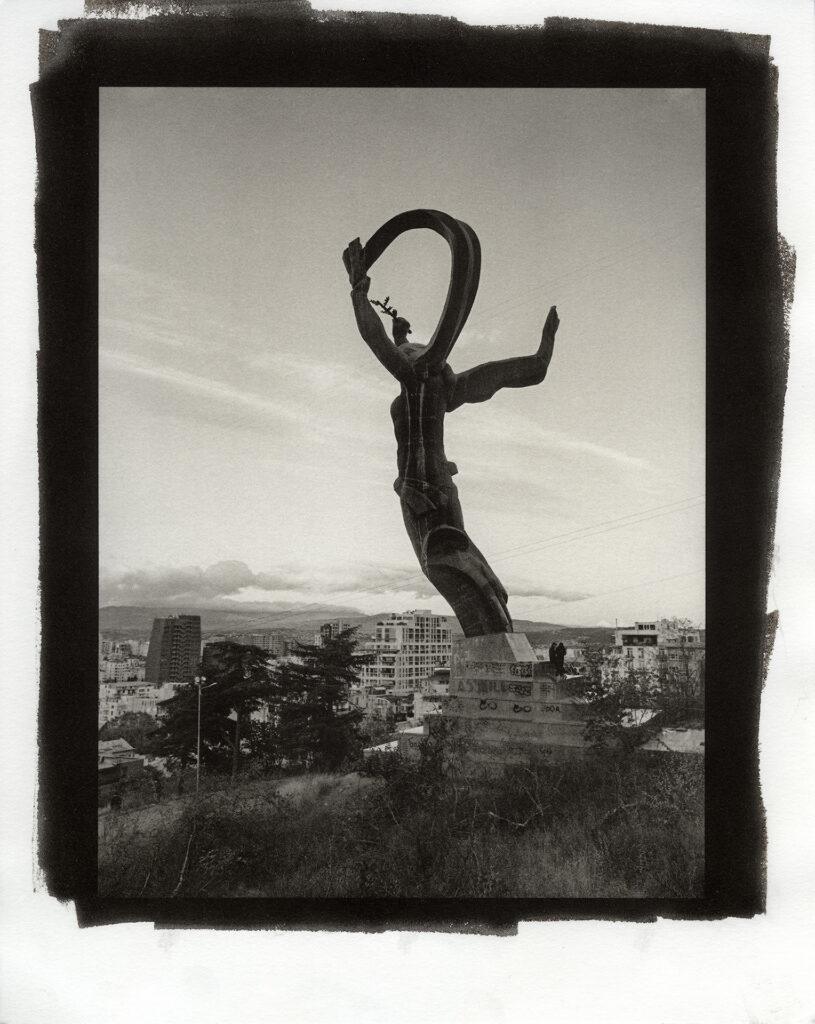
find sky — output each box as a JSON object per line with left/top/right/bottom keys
{"left": 99, "top": 87, "right": 705, "bottom": 626}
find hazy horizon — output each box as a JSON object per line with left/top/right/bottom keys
{"left": 100, "top": 88, "right": 705, "bottom": 628}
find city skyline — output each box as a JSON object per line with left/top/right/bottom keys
{"left": 100, "top": 87, "right": 705, "bottom": 627}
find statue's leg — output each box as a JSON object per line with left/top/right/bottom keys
{"left": 399, "top": 486, "right": 512, "bottom": 637}
{"left": 421, "top": 527, "right": 512, "bottom": 637}
{"left": 423, "top": 540, "right": 511, "bottom": 634}
{"left": 437, "top": 482, "right": 510, "bottom": 608}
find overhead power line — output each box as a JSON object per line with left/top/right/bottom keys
{"left": 104, "top": 501, "right": 704, "bottom": 631}
{"left": 527, "top": 569, "right": 704, "bottom": 615}
{"left": 473, "top": 215, "right": 699, "bottom": 327}
{"left": 231, "top": 494, "right": 703, "bottom": 608}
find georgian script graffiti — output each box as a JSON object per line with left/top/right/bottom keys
{"left": 508, "top": 683, "right": 532, "bottom": 697}
{"left": 463, "top": 661, "right": 537, "bottom": 678}
{"left": 479, "top": 699, "right": 498, "bottom": 711}
{"left": 453, "top": 677, "right": 535, "bottom": 695}
{"left": 512, "top": 704, "right": 532, "bottom": 714}
{"left": 509, "top": 663, "right": 536, "bottom": 677}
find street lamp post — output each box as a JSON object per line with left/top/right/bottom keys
{"left": 195, "top": 675, "right": 217, "bottom": 796}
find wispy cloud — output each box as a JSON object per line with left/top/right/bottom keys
{"left": 457, "top": 324, "right": 506, "bottom": 349}
{"left": 246, "top": 346, "right": 396, "bottom": 407}
{"left": 101, "top": 349, "right": 310, "bottom": 426}
{"left": 99, "top": 559, "right": 439, "bottom": 607}
{"left": 457, "top": 414, "right": 656, "bottom": 474}
{"left": 100, "top": 561, "right": 304, "bottom": 606}
{"left": 100, "top": 314, "right": 191, "bottom": 350}
{"left": 100, "top": 558, "right": 592, "bottom": 610}
{"left": 505, "top": 582, "right": 593, "bottom": 602}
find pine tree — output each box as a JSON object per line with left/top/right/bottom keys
{"left": 272, "top": 628, "right": 370, "bottom": 771}
{"left": 155, "top": 641, "right": 273, "bottom": 777}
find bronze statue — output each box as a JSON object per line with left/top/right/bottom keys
{"left": 343, "top": 210, "right": 558, "bottom": 637}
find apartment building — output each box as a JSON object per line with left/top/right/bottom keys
{"left": 358, "top": 610, "right": 452, "bottom": 699}
{"left": 145, "top": 615, "right": 202, "bottom": 685}
{"left": 99, "top": 657, "right": 146, "bottom": 683}
{"left": 244, "top": 630, "right": 288, "bottom": 657}
{"left": 612, "top": 619, "right": 705, "bottom": 678}
{"left": 98, "top": 680, "right": 181, "bottom": 725}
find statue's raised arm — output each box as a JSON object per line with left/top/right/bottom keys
{"left": 448, "top": 306, "right": 559, "bottom": 410}
{"left": 343, "top": 238, "right": 412, "bottom": 382}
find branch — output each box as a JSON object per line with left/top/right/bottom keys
{"left": 485, "top": 809, "right": 542, "bottom": 831}
{"left": 384, "top": 797, "right": 400, "bottom": 827}
{"left": 172, "top": 823, "right": 196, "bottom": 897}
{"left": 597, "top": 801, "right": 642, "bottom": 831}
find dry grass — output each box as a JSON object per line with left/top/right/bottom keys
{"left": 98, "top": 753, "right": 703, "bottom": 898}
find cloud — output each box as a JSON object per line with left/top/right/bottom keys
{"left": 322, "top": 567, "right": 415, "bottom": 595}
{"left": 456, "top": 413, "right": 656, "bottom": 474}
{"left": 99, "top": 559, "right": 438, "bottom": 607}
{"left": 100, "top": 314, "right": 191, "bottom": 350}
{"left": 457, "top": 324, "right": 506, "bottom": 348}
{"left": 100, "top": 557, "right": 593, "bottom": 611}
{"left": 100, "top": 561, "right": 309, "bottom": 606}
{"left": 504, "top": 582, "right": 593, "bottom": 602}
{"left": 101, "top": 349, "right": 307, "bottom": 426}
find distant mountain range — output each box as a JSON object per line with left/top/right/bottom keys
{"left": 98, "top": 604, "right": 615, "bottom": 646}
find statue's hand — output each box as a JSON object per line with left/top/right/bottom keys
{"left": 543, "top": 305, "right": 559, "bottom": 339}
{"left": 343, "top": 237, "right": 369, "bottom": 290}
{"left": 538, "top": 305, "right": 559, "bottom": 363}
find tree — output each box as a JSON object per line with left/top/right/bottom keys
{"left": 653, "top": 653, "right": 704, "bottom": 726}
{"left": 98, "top": 711, "right": 161, "bottom": 754}
{"left": 271, "top": 628, "right": 370, "bottom": 771}
{"left": 572, "top": 638, "right": 703, "bottom": 751}
{"left": 569, "top": 645, "right": 656, "bottom": 751}
{"left": 154, "top": 642, "right": 274, "bottom": 778}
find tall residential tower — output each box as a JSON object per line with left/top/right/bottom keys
{"left": 144, "top": 614, "right": 202, "bottom": 685}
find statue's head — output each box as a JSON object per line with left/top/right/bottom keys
{"left": 392, "top": 317, "right": 413, "bottom": 345}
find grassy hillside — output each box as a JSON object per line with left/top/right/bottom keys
{"left": 99, "top": 749, "right": 703, "bottom": 898}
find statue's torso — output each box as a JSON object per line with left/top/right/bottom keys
{"left": 391, "top": 368, "right": 455, "bottom": 493}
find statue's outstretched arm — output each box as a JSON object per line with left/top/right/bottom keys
{"left": 449, "top": 306, "right": 559, "bottom": 410}
{"left": 344, "top": 239, "right": 411, "bottom": 382}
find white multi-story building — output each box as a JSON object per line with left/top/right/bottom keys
{"left": 98, "top": 682, "right": 122, "bottom": 726}
{"left": 358, "top": 610, "right": 452, "bottom": 703}
{"left": 310, "top": 620, "right": 354, "bottom": 646}
{"left": 98, "top": 680, "right": 182, "bottom": 726}
{"left": 99, "top": 657, "right": 146, "bottom": 683}
{"left": 244, "top": 630, "right": 288, "bottom": 657}
{"left": 612, "top": 619, "right": 705, "bottom": 679}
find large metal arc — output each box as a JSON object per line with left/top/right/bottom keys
{"left": 361, "top": 209, "right": 480, "bottom": 366}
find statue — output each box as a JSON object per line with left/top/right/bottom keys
{"left": 343, "top": 210, "right": 558, "bottom": 638}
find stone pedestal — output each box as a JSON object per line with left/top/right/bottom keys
{"left": 440, "top": 632, "right": 590, "bottom": 765}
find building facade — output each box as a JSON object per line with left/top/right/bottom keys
{"left": 98, "top": 681, "right": 181, "bottom": 726}
{"left": 356, "top": 611, "right": 453, "bottom": 716}
{"left": 314, "top": 619, "right": 353, "bottom": 646}
{"left": 612, "top": 619, "right": 705, "bottom": 679}
{"left": 243, "top": 630, "right": 288, "bottom": 657}
{"left": 99, "top": 657, "right": 146, "bottom": 683}
{"left": 144, "top": 614, "right": 202, "bottom": 685}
